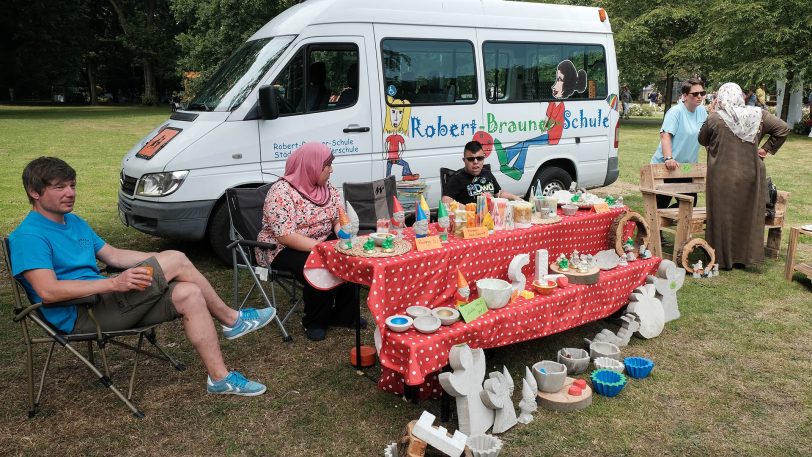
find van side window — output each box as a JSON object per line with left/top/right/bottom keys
{"left": 271, "top": 44, "right": 359, "bottom": 115}
{"left": 382, "top": 39, "right": 477, "bottom": 106}
{"left": 484, "top": 42, "right": 607, "bottom": 103}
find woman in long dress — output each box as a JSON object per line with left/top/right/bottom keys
{"left": 698, "top": 83, "right": 789, "bottom": 269}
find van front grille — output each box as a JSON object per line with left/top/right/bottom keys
{"left": 120, "top": 173, "right": 137, "bottom": 196}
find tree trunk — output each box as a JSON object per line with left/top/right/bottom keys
{"left": 143, "top": 59, "right": 157, "bottom": 105}
{"left": 87, "top": 64, "right": 98, "bottom": 106}
{"left": 779, "top": 69, "right": 793, "bottom": 122}
{"left": 663, "top": 71, "right": 673, "bottom": 117}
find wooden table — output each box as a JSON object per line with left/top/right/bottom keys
{"left": 784, "top": 225, "right": 812, "bottom": 282}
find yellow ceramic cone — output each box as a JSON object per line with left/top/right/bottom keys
{"left": 419, "top": 194, "right": 430, "bottom": 213}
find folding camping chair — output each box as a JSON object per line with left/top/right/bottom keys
{"left": 342, "top": 175, "right": 397, "bottom": 232}
{"left": 225, "top": 184, "right": 302, "bottom": 342}
{"left": 1, "top": 237, "right": 185, "bottom": 419}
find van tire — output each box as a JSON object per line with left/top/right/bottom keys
{"left": 530, "top": 166, "right": 573, "bottom": 197}
{"left": 208, "top": 201, "right": 232, "bottom": 266}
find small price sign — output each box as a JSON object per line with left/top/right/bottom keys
{"left": 592, "top": 202, "right": 610, "bottom": 213}
{"left": 463, "top": 226, "right": 489, "bottom": 239}
{"left": 458, "top": 297, "right": 488, "bottom": 323}
{"left": 415, "top": 235, "right": 443, "bottom": 251}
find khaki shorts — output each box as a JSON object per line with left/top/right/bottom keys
{"left": 73, "top": 257, "right": 180, "bottom": 333}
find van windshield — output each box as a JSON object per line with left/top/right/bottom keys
{"left": 186, "top": 36, "right": 295, "bottom": 112}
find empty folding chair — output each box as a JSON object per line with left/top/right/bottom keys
{"left": 342, "top": 175, "right": 397, "bottom": 232}
{"left": 1, "top": 237, "right": 184, "bottom": 419}
{"left": 225, "top": 184, "right": 302, "bottom": 342}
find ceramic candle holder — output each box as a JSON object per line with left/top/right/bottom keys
{"left": 476, "top": 278, "right": 512, "bottom": 309}
{"left": 406, "top": 305, "right": 431, "bottom": 319}
{"left": 532, "top": 360, "right": 567, "bottom": 393}
{"left": 413, "top": 315, "right": 441, "bottom": 334}
{"left": 557, "top": 347, "right": 590, "bottom": 375}
{"left": 431, "top": 307, "right": 460, "bottom": 325}
{"left": 590, "top": 341, "right": 621, "bottom": 361}
{"left": 385, "top": 315, "right": 413, "bottom": 332}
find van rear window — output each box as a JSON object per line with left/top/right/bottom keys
{"left": 483, "top": 42, "right": 607, "bottom": 103}
{"left": 382, "top": 39, "right": 477, "bottom": 106}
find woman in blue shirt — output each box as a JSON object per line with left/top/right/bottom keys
{"left": 650, "top": 77, "right": 708, "bottom": 208}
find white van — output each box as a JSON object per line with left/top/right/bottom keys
{"left": 118, "top": 0, "right": 620, "bottom": 262}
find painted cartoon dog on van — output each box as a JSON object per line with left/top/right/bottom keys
{"left": 494, "top": 59, "right": 588, "bottom": 180}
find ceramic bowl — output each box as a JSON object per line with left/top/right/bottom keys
{"left": 413, "top": 315, "right": 442, "bottom": 334}
{"left": 561, "top": 204, "right": 578, "bottom": 216}
{"left": 594, "top": 356, "right": 624, "bottom": 373}
{"left": 431, "top": 306, "right": 460, "bottom": 326}
{"left": 531, "top": 279, "right": 557, "bottom": 295}
{"left": 532, "top": 360, "right": 567, "bottom": 393}
{"left": 385, "top": 315, "right": 413, "bottom": 332}
{"left": 405, "top": 305, "right": 431, "bottom": 319}
{"left": 557, "top": 347, "right": 590, "bottom": 375}
{"left": 590, "top": 369, "right": 627, "bottom": 397}
{"left": 589, "top": 341, "right": 621, "bottom": 361}
{"left": 624, "top": 356, "right": 655, "bottom": 379}
{"left": 476, "top": 278, "right": 513, "bottom": 309}
{"left": 369, "top": 232, "right": 395, "bottom": 246}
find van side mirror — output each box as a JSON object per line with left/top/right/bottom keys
{"left": 258, "top": 85, "right": 279, "bottom": 120}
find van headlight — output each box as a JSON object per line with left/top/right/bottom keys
{"left": 136, "top": 170, "right": 189, "bottom": 197}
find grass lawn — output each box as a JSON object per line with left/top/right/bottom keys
{"left": 0, "top": 105, "right": 810, "bottom": 456}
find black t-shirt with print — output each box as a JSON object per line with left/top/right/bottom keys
{"left": 443, "top": 168, "right": 502, "bottom": 205}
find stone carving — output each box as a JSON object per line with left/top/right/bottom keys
{"left": 480, "top": 369, "right": 517, "bottom": 434}
{"left": 508, "top": 254, "right": 530, "bottom": 294}
{"left": 517, "top": 379, "right": 537, "bottom": 424}
{"left": 627, "top": 284, "right": 665, "bottom": 339}
{"left": 438, "top": 344, "right": 494, "bottom": 436}
{"left": 584, "top": 313, "right": 640, "bottom": 347}
{"left": 646, "top": 259, "right": 685, "bottom": 322}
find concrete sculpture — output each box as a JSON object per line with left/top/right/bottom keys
{"left": 480, "top": 370, "right": 518, "bottom": 434}
{"left": 438, "top": 344, "right": 494, "bottom": 436}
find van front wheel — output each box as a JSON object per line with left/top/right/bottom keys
{"left": 530, "top": 166, "right": 573, "bottom": 197}
{"left": 208, "top": 201, "right": 232, "bottom": 265}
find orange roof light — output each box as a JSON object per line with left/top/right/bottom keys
{"left": 598, "top": 8, "right": 607, "bottom": 22}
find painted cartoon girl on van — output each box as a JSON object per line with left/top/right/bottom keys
{"left": 496, "top": 59, "right": 587, "bottom": 180}
{"left": 383, "top": 95, "right": 420, "bottom": 181}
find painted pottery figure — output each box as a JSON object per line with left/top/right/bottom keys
{"left": 362, "top": 237, "right": 375, "bottom": 253}
{"left": 345, "top": 201, "right": 360, "bottom": 245}
{"left": 438, "top": 344, "right": 494, "bottom": 436}
{"left": 437, "top": 200, "right": 450, "bottom": 242}
{"left": 455, "top": 270, "right": 470, "bottom": 306}
{"left": 414, "top": 204, "right": 429, "bottom": 238}
{"left": 381, "top": 237, "right": 394, "bottom": 253}
{"left": 391, "top": 196, "right": 406, "bottom": 240}
{"left": 556, "top": 254, "right": 569, "bottom": 271}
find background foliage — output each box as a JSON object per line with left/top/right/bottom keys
{"left": 2, "top": 0, "right": 811, "bottom": 111}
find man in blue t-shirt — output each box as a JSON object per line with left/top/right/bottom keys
{"left": 9, "top": 157, "right": 274, "bottom": 396}
{"left": 650, "top": 78, "right": 709, "bottom": 208}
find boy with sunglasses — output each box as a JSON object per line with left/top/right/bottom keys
{"left": 442, "top": 140, "right": 521, "bottom": 205}
{"left": 650, "top": 77, "right": 708, "bottom": 208}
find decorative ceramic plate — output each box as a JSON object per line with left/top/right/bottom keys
{"left": 334, "top": 236, "right": 411, "bottom": 257}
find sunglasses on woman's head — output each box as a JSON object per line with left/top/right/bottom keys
{"left": 688, "top": 91, "right": 706, "bottom": 97}
{"left": 465, "top": 156, "right": 486, "bottom": 162}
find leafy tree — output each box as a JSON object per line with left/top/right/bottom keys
{"left": 0, "top": 0, "right": 94, "bottom": 101}
{"left": 171, "top": 0, "right": 297, "bottom": 97}
{"left": 670, "top": 0, "right": 812, "bottom": 120}
{"left": 108, "top": 0, "right": 180, "bottom": 104}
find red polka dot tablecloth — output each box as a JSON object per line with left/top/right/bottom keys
{"left": 304, "top": 207, "right": 657, "bottom": 397}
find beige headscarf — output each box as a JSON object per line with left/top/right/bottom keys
{"left": 715, "top": 82, "right": 762, "bottom": 144}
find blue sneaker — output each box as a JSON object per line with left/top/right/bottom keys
{"left": 222, "top": 307, "right": 276, "bottom": 340}
{"left": 207, "top": 371, "right": 266, "bottom": 396}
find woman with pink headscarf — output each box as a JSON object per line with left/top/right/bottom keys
{"left": 699, "top": 83, "right": 789, "bottom": 270}
{"left": 256, "top": 142, "right": 359, "bottom": 341}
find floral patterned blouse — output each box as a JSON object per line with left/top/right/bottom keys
{"left": 255, "top": 180, "right": 340, "bottom": 266}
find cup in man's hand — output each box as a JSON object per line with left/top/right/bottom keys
{"left": 142, "top": 265, "right": 153, "bottom": 290}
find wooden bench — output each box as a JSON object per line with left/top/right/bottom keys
{"left": 639, "top": 163, "right": 788, "bottom": 265}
